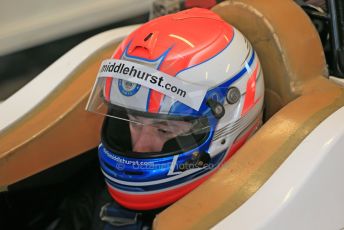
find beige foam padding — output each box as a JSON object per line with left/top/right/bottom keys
{"left": 212, "top": 0, "right": 327, "bottom": 118}
{"left": 153, "top": 0, "right": 344, "bottom": 229}
{"left": 0, "top": 43, "right": 120, "bottom": 186}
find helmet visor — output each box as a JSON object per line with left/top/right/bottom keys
{"left": 102, "top": 107, "right": 210, "bottom": 157}
{"left": 86, "top": 59, "right": 213, "bottom": 156}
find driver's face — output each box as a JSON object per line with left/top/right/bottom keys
{"left": 128, "top": 115, "right": 192, "bottom": 152}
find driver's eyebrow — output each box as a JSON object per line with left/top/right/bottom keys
{"left": 152, "top": 120, "right": 169, "bottom": 127}
{"left": 164, "top": 121, "right": 193, "bottom": 131}
{"left": 129, "top": 115, "right": 167, "bottom": 126}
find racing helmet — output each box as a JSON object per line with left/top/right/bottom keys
{"left": 86, "top": 8, "right": 264, "bottom": 210}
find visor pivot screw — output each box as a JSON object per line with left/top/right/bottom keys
{"left": 226, "top": 87, "right": 241, "bottom": 104}
{"left": 206, "top": 99, "right": 225, "bottom": 119}
{"left": 215, "top": 105, "right": 223, "bottom": 115}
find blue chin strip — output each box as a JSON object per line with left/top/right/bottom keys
{"left": 97, "top": 125, "right": 227, "bottom": 193}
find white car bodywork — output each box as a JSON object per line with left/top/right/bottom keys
{"left": 214, "top": 105, "right": 344, "bottom": 229}
{"left": 0, "top": 25, "right": 139, "bottom": 133}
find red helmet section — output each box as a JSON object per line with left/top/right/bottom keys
{"left": 105, "top": 8, "right": 234, "bottom": 113}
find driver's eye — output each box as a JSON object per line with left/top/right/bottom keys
{"left": 158, "top": 128, "right": 172, "bottom": 135}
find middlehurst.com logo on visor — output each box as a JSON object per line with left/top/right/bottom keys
{"left": 97, "top": 59, "right": 209, "bottom": 111}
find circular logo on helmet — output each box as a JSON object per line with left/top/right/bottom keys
{"left": 118, "top": 79, "right": 141, "bottom": 96}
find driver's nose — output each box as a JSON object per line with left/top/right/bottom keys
{"left": 131, "top": 126, "right": 165, "bottom": 152}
